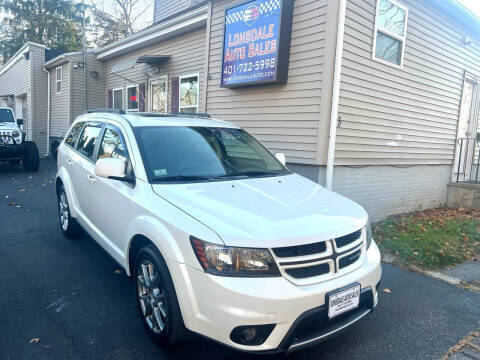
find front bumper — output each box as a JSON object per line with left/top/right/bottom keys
{"left": 168, "top": 242, "right": 382, "bottom": 353}
{"left": 0, "top": 141, "right": 25, "bottom": 161}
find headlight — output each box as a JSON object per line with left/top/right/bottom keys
{"left": 12, "top": 131, "right": 20, "bottom": 138}
{"left": 190, "top": 236, "right": 280, "bottom": 277}
{"left": 366, "top": 220, "right": 373, "bottom": 249}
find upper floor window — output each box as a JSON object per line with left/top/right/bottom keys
{"left": 113, "top": 88, "right": 123, "bottom": 110}
{"left": 373, "top": 0, "right": 408, "bottom": 67}
{"left": 179, "top": 74, "right": 199, "bottom": 113}
{"left": 56, "top": 66, "right": 62, "bottom": 94}
{"left": 126, "top": 85, "right": 139, "bottom": 111}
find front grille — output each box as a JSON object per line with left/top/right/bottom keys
{"left": 339, "top": 249, "right": 361, "bottom": 269}
{"left": 285, "top": 263, "right": 330, "bottom": 279}
{"left": 272, "top": 228, "right": 364, "bottom": 283}
{"left": 273, "top": 242, "right": 327, "bottom": 258}
{"left": 335, "top": 229, "right": 362, "bottom": 248}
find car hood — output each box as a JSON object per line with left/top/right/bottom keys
{"left": 0, "top": 122, "right": 19, "bottom": 130}
{"left": 152, "top": 174, "right": 368, "bottom": 248}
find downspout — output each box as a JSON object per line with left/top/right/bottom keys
{"left": 325, "top": 0, "right": 347, "bottom": 190}
{"left": 44, "top": 67, "right": 51, "bottom": 157}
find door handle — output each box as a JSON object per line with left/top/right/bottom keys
{"left": 66, "top": 159, "right": 73, "bottom": 165}
{"left": 87, "top": 174, "right": 96, "bottom": 184}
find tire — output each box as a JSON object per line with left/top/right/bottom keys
{"left": 57, "top": 185, "right": 80, "bottom": 238}
{"left": 133, "top": 244, "right": 188, "bottom": 347}
{"left": 9, "top": 159, "right": 20, "bottom": 166}
{"left": 22, "top": 141, "right": 40, "bottom": 171}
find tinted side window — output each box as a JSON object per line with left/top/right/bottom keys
{"left": 98, "top": 127, "right": 129, "bottom": 163}
{"left": 77, "top": 123, "right": 102, "bottom": 160}
{"left": 65, "top": 122, "right": 84, "bottom": 147}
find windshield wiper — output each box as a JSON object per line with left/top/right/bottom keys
{"left": 152, "top": 175, "right": 213, "bottom": 182}
{"left": 235, "top": 170, "right": 284, "bottom": 177}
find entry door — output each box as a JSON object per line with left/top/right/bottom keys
{"left": 453, "top": 79, "right": 480, "bottom": 182}
{"left": 149, "top": 77, "right": 168, "bottom": 113}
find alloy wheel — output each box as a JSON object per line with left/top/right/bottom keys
{"left": 59, "top": 192, "right": 69, "bottom": 231}
{"left": 137, "top": 260, "right": 167, "bottom": 334}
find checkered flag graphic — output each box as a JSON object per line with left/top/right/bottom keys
{"left": 225, "top": 0, "right": 282, "bottom": 25}
{"left": 259, "top": 0, "right": 281, "bottom": 14}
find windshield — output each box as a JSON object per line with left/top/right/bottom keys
{"left": 135, "top": 126, "right": 290, "bottom": 182}
{"left": 0, "top": 109, "right": 15, "bottom": 123}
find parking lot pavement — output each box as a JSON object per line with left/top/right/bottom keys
{"left": 1, "top": 160, "right": 480, "bottom": 360}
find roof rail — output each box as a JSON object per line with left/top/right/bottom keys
{"left": 87, "top": 108, "right": 126, "bottom": 114}
{"left": 138, "top": 112, "right": 212, "bottom": 119}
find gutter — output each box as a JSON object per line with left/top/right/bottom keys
{"left": 44, "top": 66, "right": 51, "bottom": 157}
{"left": 325, "top": 0, "right": 347, "bottom": 190}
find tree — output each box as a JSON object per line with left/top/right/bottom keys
{"left": 89, "top": 0, "right": 152, "bottom": 48}
{"left": 0, "top": 0, "right": 85, "bottom": 64}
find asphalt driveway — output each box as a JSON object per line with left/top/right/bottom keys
{"left": 1, "top": 160, "right": 479, "bottom": 360}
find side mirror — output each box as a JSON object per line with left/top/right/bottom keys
{"left": 17, "top": 118, "right": 23, "bottom": 126}
{"left": 95, "top": 158, "right": 134, "bottom": 184}
{"left": 275, "top": 152, "right": 286, "bottom": 166}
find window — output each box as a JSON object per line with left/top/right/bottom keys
{"left": 135, "top": 126, "right": 289, "bottom": 182}
{"left": 98, "top": 127, "right": 129, "bottom": 164}
{"left": 76, "top": 123, "right": 103, "bottom": 160}
{"left": 150, "top": 78, "right": 168, "bottom": 113}
{"left": 373, "top": 0, "right": 408, "bottom": 67}
{"left": 179, "top": 74, "right": 199, "bottom": 113}
{"left": 126, "top": 85, "right": 139, "bottom": 111}
{"left": 65, "top": 122, "right": 84, "bottom": 148}
{"left": 56, "top": 67, "right": 62, "bottom": 94}
{"left": 113, "top": 88, "right": 123, "bottom": 110}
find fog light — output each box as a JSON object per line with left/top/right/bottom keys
{"left": 230, "top": 324, "right": 275, "bottom": 346}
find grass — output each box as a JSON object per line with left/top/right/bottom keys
{"left": 374, "top": 208, "right": 480, "bottom": 270}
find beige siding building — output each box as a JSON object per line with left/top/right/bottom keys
{"left": 0, "top": 42, "right": 60, "bottom": 156}
{"left": 96, "top": 0, "right": 480, "bottom": 220}
{"left": 45, "top": 51, "right": 106, "bottom": 149}
{"left": 95, "top": 4, "right": 207, "bottom": 117}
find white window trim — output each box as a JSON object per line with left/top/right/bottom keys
{"left": 55, "top": 66, "right": 62, "bottom": 94}
{"left": 112, "top": 87, "right": 123, "bottom": 110}
{"left": 126, "top": 84, "right": 139, "bottom": 112}
{"left": 149, "top": 75, "right": 168, "bottom": 113}
{"left": 179, "top": 73, "right": 200, "bottom": 113}
{"left": 372, "top": 0, "right": 409, "bottom": 69}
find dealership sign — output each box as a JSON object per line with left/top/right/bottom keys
{"left": 221, "top": 0, "right": 294, "bottom": 88}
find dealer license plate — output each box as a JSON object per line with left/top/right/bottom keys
{"left": 328, "top": 284, "right": 360, "bottom": 319}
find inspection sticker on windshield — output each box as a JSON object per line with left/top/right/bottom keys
{"left": 154, "top": 169, "right": 168, "bottom": 177}
{"left": 328, "top": 284, "right": 360, "bottom": 319}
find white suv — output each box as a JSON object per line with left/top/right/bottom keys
{"left": 56, "top": 111, "right": 381, "bottom": 353}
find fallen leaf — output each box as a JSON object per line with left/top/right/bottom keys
{"left": 29, "top": 338, "right": 40, "bottom": 344}
{"left": 383, "top": 288, "right": 391, "bottom": 293}
{"left": 28, "top": 176, "right": 32, "bottom": 179}
{"left": 19, "top": 188, "right": 26, "bottom": 192}
{"left": 8, "top": 201, "right": 15, "bottom": 206}
{"left": 114, "top": 269, "right": 122, "bottom": 275}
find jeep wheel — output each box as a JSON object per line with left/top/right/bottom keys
{"left": 23, "top": 141, "right": 40, "bottom": 171}
{"left": 9, "top": 159, "right": 20, "bottom": 166}
{"left": 57, "top": 186, "right": 80, "bottom": 238}
{"left": 134, "top": 244, "right": 188, "bottom": 347}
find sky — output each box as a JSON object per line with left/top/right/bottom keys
{"left": 459, "top": 0, "right": 480, "bottom": 18}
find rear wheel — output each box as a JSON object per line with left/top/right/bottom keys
{"left": 57, "top": 185, "right": 80, "bottom": 238}
{"left": 133, "top": 244, "right": 188, "bottom": 347}
{"left": 22, "top": 141, "right": 40, "bottom": 171}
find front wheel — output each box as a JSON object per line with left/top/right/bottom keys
{"left": 57, "top": 185, "right": 80, "bottom": 238}
{"left": 133, "top": 244, "right": 188, "bottom": 347}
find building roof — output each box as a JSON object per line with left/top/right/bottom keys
{"left": 95, "top": 4, "right": 207, "bottom": 60}
{"left": 0, "top": 42, "right": 48, "bottom": 76}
